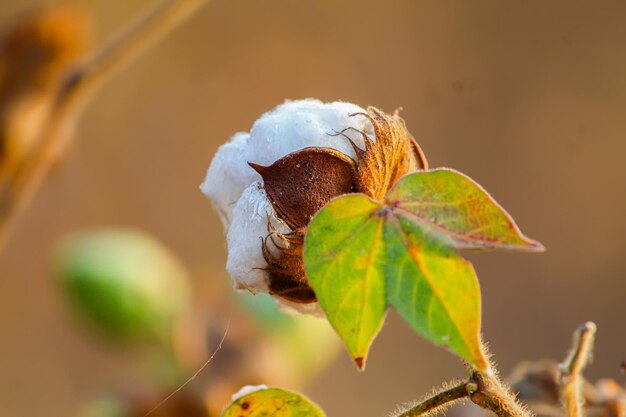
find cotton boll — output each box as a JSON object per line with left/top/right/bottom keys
{"left": 226, "top": 183, "right": 291, "bottom": 293}
{"left": 247, "top": 99, "right": 373, "bottom": 167}
{"left": 201, "top": 99, "right": 383, "bottom": 313}
{"left": 200, "top": 132, "right": 256, "bottom": 227}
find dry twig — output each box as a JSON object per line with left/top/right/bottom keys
{"left": 559, "top": 322, "right": 597, "bottom": 417}
{"left": 0, "top": 0, "right": 209, "bottom": 249}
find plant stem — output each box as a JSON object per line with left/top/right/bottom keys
{"left": 393, "top": 340, "right": 535, "bottom": 417}
{"left": 0, "top": 0, "right": 209, "bottom": 249}
{"left": 559, "top": 322, "right": 597, "bottom": 417}
{"left": 396, "top": 381, "right": 478, "bottom": 417}
{"left": 394, "top": 366, "right": 534, "bottom": 417}
{"left": 469, "top": 369, "right": 534, "bottom": 417}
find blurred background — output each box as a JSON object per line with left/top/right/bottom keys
{"left": 1, "top": 1, "right": 625, "bottom": 416}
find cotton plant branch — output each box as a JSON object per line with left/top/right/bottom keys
{"left": 559, "top": 322, "right": 597, "bottom": 417}
{"left": 469, "top": 368, "right": 534, "bottom": 417}
{"left": 394, "top": 381, "right": 478, "bottom": 417}
{"left": 394, "top": 323, "right": 601, "bottom": 417}
{"left": 0, "top": 0, "right": 209, "bottom": 249}
{"left": 392, "top": 344, "right": 535, "bottom": 417}
{"left": 395, "top": 371, "right": 533, "bottom": 417}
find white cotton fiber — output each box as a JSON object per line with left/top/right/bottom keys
{"left": 246, "top": 99, "right": 373, "bottom": 167}
{"left": 200, "top": 132, "right": 255, "bottom": 227}
{"left": 225, "top": 183, "right": 290, "bottom": 293}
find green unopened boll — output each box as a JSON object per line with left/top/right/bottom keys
{"left": 52, "top": 228, "right": 191, "bottom": 343}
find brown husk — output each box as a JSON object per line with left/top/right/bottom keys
{"left": 248, "top": 146, "right": 356, "bottom": 230}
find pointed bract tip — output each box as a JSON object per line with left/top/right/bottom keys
{"left": 354, "top": 357, "right": 365, "bottom": 371}
{"left": 247, "top": 161, "right": 268, "bottom": 177}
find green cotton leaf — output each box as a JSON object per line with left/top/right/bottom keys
{"left": 305, "top": 195, "right": 487, "bottom": 370}
{"left": 305, "top": 169, "right": 543, "bottom": 370}
{"left": 221, "top": 387, "right": 325, "bottom": 417}
{"left": 386, "top": 168, "right": 545, "bottom": 252}
{"left": 383, "top": 215, "right": 486, "bottom": 369}
{"left": 303, "top": 195, "right": 387, "bottom": 370}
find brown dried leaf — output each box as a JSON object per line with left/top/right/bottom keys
{"left": 248, "top": 146, "right": 356, "bottom": 230}
{"left": 509, "top": 360, "right": 563, "bottom": 406}
{"left": 408, "top": 133, "right": 429, "bottom": 172}
{"left": 595, "top": 379, "right": 626, "bottom": 417}
{"left": 508, "top": 360, "right": 626, "bottom": 417}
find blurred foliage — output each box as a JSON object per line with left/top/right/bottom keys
{"left": 221, "top": 387, "right": 325, "bottom": 417}
{"left": 0, "top": 4, "right": 90, "bottom": 178}
{"left": 52, "top": 228, "right": 191, "bottom": 343}
{"left": 236, "top": 292, "right": 340, "bottom": 383}
{"left": 79, "top": 390, "right": 210, "bottom": 417}
{"left": 509, "top": 361, "right": 626, "bottom": 417}
{"left": 79, "top": 398, "right": 130, "bottom": 417}
{"left": 49, "top": 227, "right": 340, "bottom": 417}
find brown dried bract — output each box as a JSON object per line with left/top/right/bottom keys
{"left": 249, "top": 147, "right": 357, "bottom": 304}
{"left": 336, "top": 106, "right": 428, "bottom": 201}
{"left": 248, "top": 147, "right": 356, "bottom": 230}
{"left": 261, "top": 223, "right": 316, "bottom": 303}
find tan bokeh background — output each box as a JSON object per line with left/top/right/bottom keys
{"left": 1, "top": 1, "right": 625, "bottom": 416}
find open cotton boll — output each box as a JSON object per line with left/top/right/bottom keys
{"left": 201, "top": 99, "right": 380, "bottom": 313}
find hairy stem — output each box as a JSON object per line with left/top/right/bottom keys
{"left": 0, "top": 0, "right": 209, "bottom": 249}
{"left": 559, "top": 322, "right": 597, "bottom": 417}
{"left": 393, "top": 339, "right": 534, "bottom": 417}
{"left": 396, "top": 381, "right": 478, "bottom": 417}
{"left": 469, "top": 369, "right": 533, "bottom": 417}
